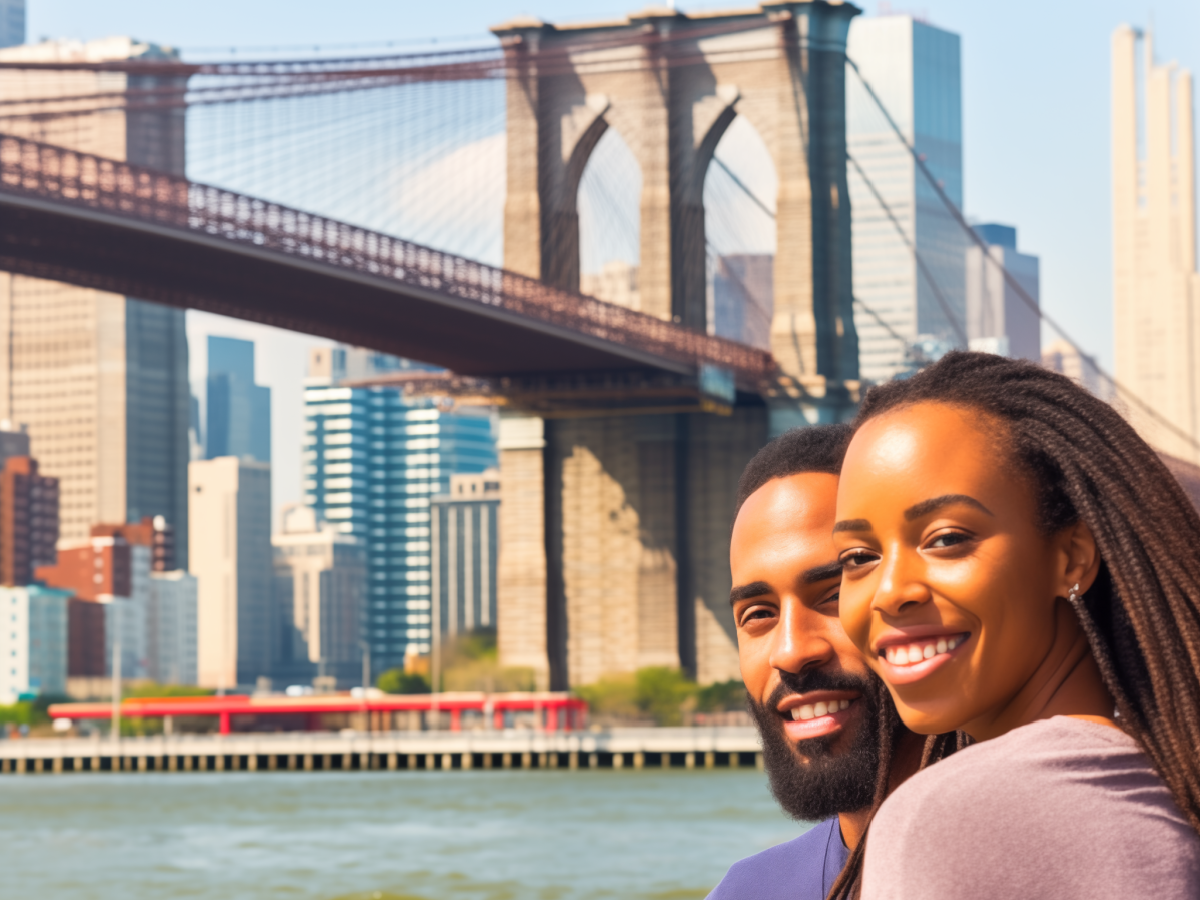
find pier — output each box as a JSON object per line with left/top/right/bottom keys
{"left": 0, "top": 727, "right": 763, "bottom": 775}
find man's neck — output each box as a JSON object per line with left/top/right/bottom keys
{"left": 837, "top": 729, "right": 926, "bottom": 850}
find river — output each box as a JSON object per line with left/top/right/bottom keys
{"left": 1, "top": 768, "right": 806, "bottom": 899}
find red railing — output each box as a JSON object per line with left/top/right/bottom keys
{"left": 0, "top": 133, "right": 774, "bottom": 385}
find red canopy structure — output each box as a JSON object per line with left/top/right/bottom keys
{"left": 49, "top": 691, "right": 586, "bottom": 735}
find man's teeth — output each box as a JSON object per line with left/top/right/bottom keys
{"left": 790, "top": 699, "right": 853, "bottom": 720}
{"left": 884, "top": 635, "right": 963, "bottom": 666}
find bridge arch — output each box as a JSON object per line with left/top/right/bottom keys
{"left": 494, "top": 3, "right": 858, "bottom": 382}
{"left": 703, "top": 114, "right": 778, "bottom": 351}
{"left": 576, "top": 124, "right": 643, "bottom": 311}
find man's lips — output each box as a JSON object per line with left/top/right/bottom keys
{"left": 873, "top": 628, "right": 971, "bottom": 686}
{"left": 777, "top": 691, "right": 860, "bottom": 741}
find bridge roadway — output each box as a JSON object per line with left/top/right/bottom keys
{"left": 0, "top": 727, "right": 763, "bottom": 775}
{"left": 0, "top": 134, "right": 771, "bottom": 391}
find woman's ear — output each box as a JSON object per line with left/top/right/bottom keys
{"left": 1057, "top": 518, "right": 1101, "bottom": 598}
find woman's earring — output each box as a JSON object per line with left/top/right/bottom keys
{"left": 1068, "top": 583, "right": 1080, "bottom": 604}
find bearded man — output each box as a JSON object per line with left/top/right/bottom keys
{"left": 708, "top": 425, "right": 925, "bottom": 900}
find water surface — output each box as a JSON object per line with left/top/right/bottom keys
{"left": 1, "top": 769, "right": 805, "bottom": 899}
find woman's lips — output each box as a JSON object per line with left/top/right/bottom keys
{"left": 875, "top": 632, "right": 970, "bottom": 686}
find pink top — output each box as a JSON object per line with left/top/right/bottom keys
{"left": 862, "top": 716, "right": 1200, "bottom": 899}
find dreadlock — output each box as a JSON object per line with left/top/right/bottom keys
{"left": 841, "top": 350, "right": 1200, "bottom": 839}
{"left": 825, "top": 697, "right": 970, "bottom": 900}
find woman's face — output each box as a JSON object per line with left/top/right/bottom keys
{"left": 833, "top": 401, "right": 1070, "bottom": 737}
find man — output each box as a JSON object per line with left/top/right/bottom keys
{"left": 708, "top": 425, "right": 924, "bottom": 900}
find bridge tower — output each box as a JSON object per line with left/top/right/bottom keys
{"left": 492, "top": 3, "right": 861, "bottom": 688}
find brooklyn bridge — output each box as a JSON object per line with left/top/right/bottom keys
{"left": 0, "top": 2, "right": 964, "bottom": 689}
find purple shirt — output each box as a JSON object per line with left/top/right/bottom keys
{"left": 863, "top": 717, "right": 1200, "bottom": 900}
{"left": 708, "top": 817, "right": 849, "bottom": 900}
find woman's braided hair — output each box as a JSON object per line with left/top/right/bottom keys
{"left": 828, "top": 349, "right": 1200, "bottom": 897}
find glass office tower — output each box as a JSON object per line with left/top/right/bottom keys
{"left": 847, "top": 14, "right": 965, "bottom": 382}
{"left": 303, "top": 347, "right": 496, "bottom": 676}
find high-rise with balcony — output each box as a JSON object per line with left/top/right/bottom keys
{"left": 847, "top": 14, "right": 966, "bottom": 382}
{"left": 1112, "top": 26, "right": 1200, "bottom": 460}
{"left": 0, "top": 38, "right": 190, "bottom": 559}
{"left": 304, "top": 346, "right": 497, "bottom": 676}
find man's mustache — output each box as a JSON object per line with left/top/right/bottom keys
{"left": 759, "top": 668, "right": 876, "bottom": 714}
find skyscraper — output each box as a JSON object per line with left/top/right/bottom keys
{"left": 0, "top": 38, "right": 190, "bottom": 561}
{"left": 847, "top": 14, "right": 966, "bottom": 382}
{"left": 1112, "top": 26, "right": 1200, "bottom": 460}
{"left": 965, "top": 224, "right": 1041, "bottom": 362}
{"left": 272, "top": 504, "right": 366, "bottom": 687}
{"left": 189, "top": 457, "right": 273, "bottom": 689}
{"left": 304, "top": 346, "right": 497, "bottom": 675}
{"left": 430, "top": 470, "right": 500, "bottom": 644}
{"left": 0, "top": 456, "right": 59, "bottom": 586}
{"left": 206, "top": 337, "right": 271, "bottom": 464}
{"left": 0, "top": 0, "right": 23, "bottom": 49}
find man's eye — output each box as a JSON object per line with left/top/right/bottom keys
{"left": 741, "top": 607, "right": 774, "bottom": 625}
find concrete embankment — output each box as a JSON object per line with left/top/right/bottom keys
{"left": 0, "top": 726, "right": 763, "bottom": 774}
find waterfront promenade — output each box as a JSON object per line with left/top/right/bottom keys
{"left": 0, "top": 726, "right": 762, "bottom": 775}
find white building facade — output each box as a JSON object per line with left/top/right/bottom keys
{"left": 189, "top": 456, "right": 273, "bottom": 690}
{"left": 0, "top": 585, "right": 69, "bottom": 703}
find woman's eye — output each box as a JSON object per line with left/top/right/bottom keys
{"left": 840, "top": 551, "right": 878, "bottom": 568}
{"left": 928, "top": 531, "right": 971, "bottom": 549}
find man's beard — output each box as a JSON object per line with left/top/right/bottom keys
{"left": 747, "top": 668, "right": 884, "bottom": 822}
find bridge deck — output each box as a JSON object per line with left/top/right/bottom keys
{"left": 0, "top": 135, "right": 772, "bottom": 387}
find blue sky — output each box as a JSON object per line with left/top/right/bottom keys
{"left": 25, "top": 0, "right": 1200, "bottom": 519}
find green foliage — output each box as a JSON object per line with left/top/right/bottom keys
{"left": 377, "top": 669, "right": 431, "bottom": 695}
{"left": 574, "top": 668, "right": 746, "bottom": 725}
{"left": 125, "top": 683, "right": 213, "bottom": 699}
{"left": 574, "top": 673, "right": 639, "bottom": 720}
{"left": 635, "top": 667, "right": 696, "bottom": 726}
{"left": 0, "top": 700, "right": 37, "bottom": 727}
{"left": 695, "top": 679, "right": 748, "bottom": 713}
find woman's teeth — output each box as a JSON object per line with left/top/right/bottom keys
{"left": 884, "top": 635, "right": 963, "bottom": 666}
{"left": 790, "top": 699, "right": 853, "bottom": 720}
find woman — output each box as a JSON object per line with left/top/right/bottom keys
{"left": 830, "top": 351, "right": 1200, "bottom": 899}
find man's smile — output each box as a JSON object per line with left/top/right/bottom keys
{"left": 776, "top": 690, "right": 861, "bottom": 740}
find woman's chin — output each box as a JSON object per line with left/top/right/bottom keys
{"left": 894, "top": 703, "right": 969, "bottom": 737}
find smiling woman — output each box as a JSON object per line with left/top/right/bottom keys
{"left": 833, "top": 351, "right": 1200, "bottom": 899}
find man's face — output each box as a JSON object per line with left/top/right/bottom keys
{"left": 730, "top": 472, "right": 882, "bottom": 820}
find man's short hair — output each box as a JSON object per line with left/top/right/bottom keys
{"left": 734, "top": 423, "right": 853, "bottom": 517}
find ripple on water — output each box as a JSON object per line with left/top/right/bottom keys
{"left": 2, "top": 769, "right": 801, "bottom": 899}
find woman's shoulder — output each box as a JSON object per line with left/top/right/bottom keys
{"left": 863, "top": 717, "right": 1200, "bottom": 900}
{"left": 877, "top": 716, "right": 1149, "bottom": 825}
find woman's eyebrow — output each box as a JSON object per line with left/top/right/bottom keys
{"left": 904, "top": 494, "right": 995, "bottom": 520}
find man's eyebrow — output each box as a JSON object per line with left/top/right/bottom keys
{"left": 729, "top": 581, "right": 772, "bottom": 604}
{"left": 803, "top": 561, "right": 844, "bottom": 584}
{"left": 904, "top": 494, "right": 994, "bottom": 521}
{"left": 833, "top": 518, "right": 871, "bottom": 533}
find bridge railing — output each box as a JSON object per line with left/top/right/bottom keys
{"left": 0, "top": 133, "right": 774, "bottom": 385}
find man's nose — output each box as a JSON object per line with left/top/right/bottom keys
{"left": 767, "top": 598, "right": 834, "bottom": 675}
